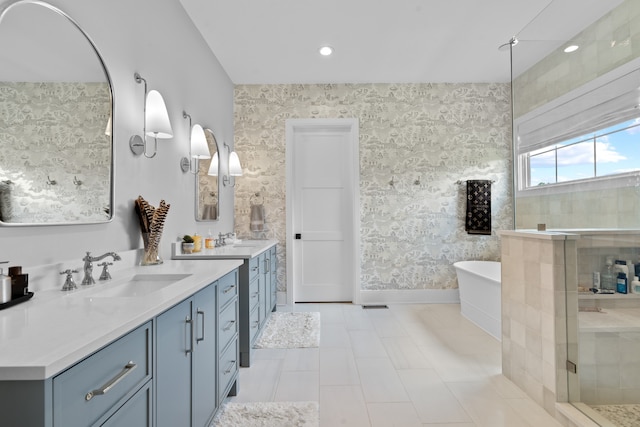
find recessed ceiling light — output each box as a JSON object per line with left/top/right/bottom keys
{"left": 564, "top": 45, "right": 579, "bottom": 53}
{"left": 319, "top": 46, "right": 333, "bottom": 56}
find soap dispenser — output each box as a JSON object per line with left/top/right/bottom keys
{"left": 0, "top": 262, "right": 11, "bottom": 304}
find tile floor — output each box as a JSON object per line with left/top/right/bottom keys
{"left": 226, "top": 303, "right": 564, "bottom": 427}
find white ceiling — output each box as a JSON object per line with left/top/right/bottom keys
{"left": 179, "top": 0, "right": 623, "bottom": 85}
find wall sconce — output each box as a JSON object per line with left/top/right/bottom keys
{"left": 180, "top": 111, "right": 210, "bottom": 173}
{"left": 207, "top": 152, "right": 219, "bottom": 176}
{"left": 222, "top": 141, "right": 242, "bottom": 186}
{"left": 129, "top": 72, "right": 173, "bottom": 158}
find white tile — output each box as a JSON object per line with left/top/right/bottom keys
{"left": 381, "top": 336, "right": 432, "bottom": 369}
{"left": 349, "top": 330, "right": 389, "bottom": 358}
{"left": 320, "top": 347, "right": 361, "bottom": 386}
{"left": 397, "top": 368, "right": 473, "bottom": 424}
{"left": 355, "top": 358, "right": 409, "bottom": 402}
{"left": 320, "top": 385, "right": 370, "bottom": 427}
{"left": 273, "top": 370, "right": 319, "bottom": 401}
{"left": 506, "top": 397, "right": 564, "bottom": 427}
{"left": 228, "top": 359, "right": 282, "bottom": 402}
{"left": 282, "top": 348, "right": 319, "bottom": 371}
{"left": 320, "top": 323, "right": 352, "bottom": 348}
{"left": 366, "top": 402, "right": 422, "bottom": 427}
{"left": 225, "top": 303, "right": 563, "bottom": 427}
{"left": 447, "top": 381, "right": 540, "bottom": 427}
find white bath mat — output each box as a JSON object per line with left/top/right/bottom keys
{"left": 212, "top": 401, "right": 319, "bottom": 427}
{"left": 254, "top": 312, "right": 320, "bottom": 349}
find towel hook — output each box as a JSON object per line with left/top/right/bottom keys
{"left": 250, "top": 192, "right": 264, "bottom": 205}
{"left": 46, "top": 175, "right": 57, "bottom": 185}
{"left": 73, "top": 176, "right": 83, "bottom": 187}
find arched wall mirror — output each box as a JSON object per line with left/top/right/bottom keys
{"left": 196, "top": 128, "right": 220, "bottom": 221}
{"left": 0, "top": 0, "right": 113, "bottom": 226}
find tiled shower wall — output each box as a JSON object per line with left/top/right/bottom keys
{"left": 233, "top": 83, "right": 513, "bottom": 294}
{"left": 513, "top": 0, "right": 640, "bottom": 118}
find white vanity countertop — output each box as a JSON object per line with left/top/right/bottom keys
{"left": 0, "top": 258, "right": 243, "bottom": 381}
{"left": 171, "top": 239, "right": 277, "bottom": 260}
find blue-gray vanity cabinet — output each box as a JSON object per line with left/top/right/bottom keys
{"left": 0, "top": 322, "right": 152, "bottom": 427}
{"left": 238, "top": 244, "right": 278, "bottom": 367}
{"left": 156, "top": 283, "right": 217, "bottom": 427}
{"left": 217, "top": 270, "right": 239, "bottom": 405}
{"left": 268, "top": 245, "right": 277, "bottom": 312}
{"left": 53, "top": 321, "right": 152, "bottom": 427}
{"left": 101, "top": 381, "right": 152, "bottom": 426}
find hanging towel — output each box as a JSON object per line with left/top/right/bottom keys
{"left": 202, "top": 204, "right": 217, "bottom": 220}
{"left": 250, "top": 203, "right": 265, "bottom": 231}
{"left": 465, "top": 180, "right": 491, "bottom": 235}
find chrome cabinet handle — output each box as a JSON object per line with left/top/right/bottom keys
{"left": 223, "top": 284, "right": 236, "bottom": 294}
{"left": 252, "top": 320, "right": 259, "bottom": 328}
{"left": 185, "top": 316, "right": 194, "bottom": 355}
{"left": 222, "top": 320, "right": 236, "bottom": 331}
{"left": 85, "top": 362, "right": 137, "bottom": 401}
{"left": 196, "top": 309, "right": 205, "bottom": 343}
{"left": 264, "top": 258, "right": 270, "bottom": 273}
{"left": 224, "top": 360, "right": 236, "bottom": 374}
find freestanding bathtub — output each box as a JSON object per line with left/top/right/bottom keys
{"left": 453, "top": 260, "right": 501, "bottom": 341}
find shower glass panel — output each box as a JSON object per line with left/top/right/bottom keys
{"left": 511, "top": 1, "right": 640, "bottom": 426}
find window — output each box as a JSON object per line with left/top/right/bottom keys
{"left": 524, "top": 118, "right": 640, "bottom": 187}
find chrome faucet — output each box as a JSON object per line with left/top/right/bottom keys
{"left": 82, "top": 252, "right": 121, "bottom": 286}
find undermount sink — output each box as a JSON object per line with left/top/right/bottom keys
{"left": 87, "top": 273, "right": 192, "bottom": 298}
{"left": 232, "top": 241, "right": 261, "bottom": 247}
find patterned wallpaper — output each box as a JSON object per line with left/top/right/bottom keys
{"left": 0, "top": 82, "right": 111, "bottom": 223}
{"left": 234, "top": 83, "right": 513, "bottom": 293}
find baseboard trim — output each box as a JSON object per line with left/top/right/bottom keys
{"left": 359, "top": 289, "right": 460, "bottom": 305}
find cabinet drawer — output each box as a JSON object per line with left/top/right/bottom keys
{"left": 249, "top": 276, "right": 259, "bottom": 311}
{"left": 53, "top": 322, "right": 151, "bottom": 427}
{"left": 100, "top": 381, "right": 152, "bottom": 427}
{"left": 217, "top": 270, "right": 238, "bottom": 310}
{"left": 249, "top": 305, "right": 261, "bottom": 344}
{"left": 218, "top": 339, "right": 238, "bottom": 402}
{"left": 219, "top": 299, "right": 238, "bottom": 351}
{"left": 248, "top": 256, "right": 259, "bottom": 281}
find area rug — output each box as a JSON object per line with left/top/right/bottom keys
{"left": 591, "top": 404, "right": 640, "bottom": 427}
{"left": 254, "top": 312, "right": 320, "bottom": 349}
{"left": 211, "top": 401, "right": 319, "bottom": 427}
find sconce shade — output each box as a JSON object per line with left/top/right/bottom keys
{"left": 190, "top": 124, "right": 211, "bottom": 159}
{"left": 229, "top": 151, "right": 243, "bottom": 176}
{"left": 145, "top": 90, "right": 173, "bottom": 139}
{"left": 208, "top": 152, "right": 219, "bottom": 176}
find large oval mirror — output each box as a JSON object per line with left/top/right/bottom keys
{"left": 0, "top": 0, "right": 113, "bottom": 225}
{"left": 196, "top": 128, "right": 220, "bottom": 221}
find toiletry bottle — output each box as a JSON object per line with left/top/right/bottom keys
{"left": 632, "top": 276, "right": 640, "bottom": 294}
{"left": 614, "top": 260, "right": 629, "bottom": 279}
{"left": 205, "top": 230, "right": 214, "bottom": 249}
{"left": 601, "top": 261, "right": 615, "bottom": 291}
{"left": 627, "top": 260, "right": 635, "bottom": 281}
{"left": 616, "top": 272, "right": 628, "bottom": 294}
{"left": 193, "top": 233, "right": 202, "bottom": 253}
{"left": 0, "top": 263, "right": 11, "bottom": 304}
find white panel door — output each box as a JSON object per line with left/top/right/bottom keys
{"left": 287, "top": 119, "right": 359, "bottom": 303}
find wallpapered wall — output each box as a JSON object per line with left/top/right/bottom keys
{"left": 234, "top": 83, "right": 513, "bottom": 294}
{"left": 0, "top": 81, "right": 111, "bottom": 223}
